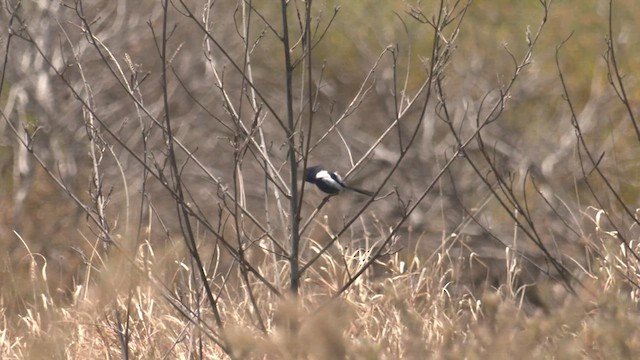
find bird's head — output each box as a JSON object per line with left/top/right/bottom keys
{"left": 304, "top": 166, "right": 322, "bottom": 182}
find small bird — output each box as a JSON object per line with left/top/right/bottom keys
{"left": 304, "top": 166, "right": 374, "bottom": 196}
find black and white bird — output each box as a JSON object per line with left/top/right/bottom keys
{"left": 304, "top": 166, "right": 374, "bottom": 196}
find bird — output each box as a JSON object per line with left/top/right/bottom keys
{"left": 304, "top": 165, "right": 374, "bottom": 196}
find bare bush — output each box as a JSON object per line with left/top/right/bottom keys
{"left": 1, "top": 0, "right": 640, "bottom": 358}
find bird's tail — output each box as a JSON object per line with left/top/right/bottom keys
{"left": 346, "top": 185, "right": 375, "bottom": 196}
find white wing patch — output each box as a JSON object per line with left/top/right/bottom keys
{"left": 316, "top": 170, "right": 345, "bottom": 191}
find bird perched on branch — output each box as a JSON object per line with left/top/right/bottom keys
{"left": 304, "top": 166, "right": 374, "bottom": 196}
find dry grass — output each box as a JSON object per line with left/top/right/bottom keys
{"left": 2, "top": 212, "right": 640, "bottom": 359}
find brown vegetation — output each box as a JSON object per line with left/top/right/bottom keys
{"left": 1, "top": 0, "right": 640, "bottom": 358}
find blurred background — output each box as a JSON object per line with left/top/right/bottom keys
{"left": 1, "top": 0, "right": 638, "bottom": 314}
